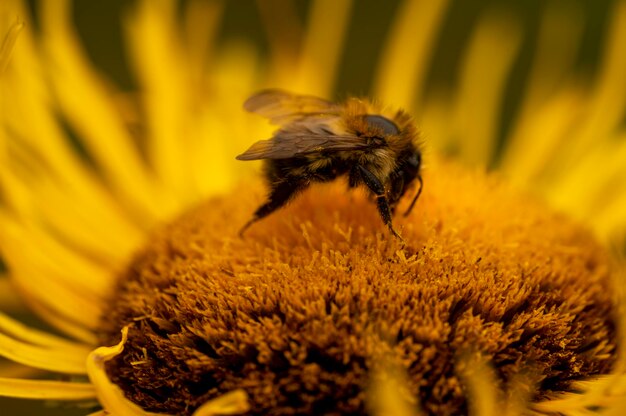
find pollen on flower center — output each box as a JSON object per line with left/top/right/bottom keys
{"left": 99, "top": 160, "right": 617, "bottom": 416}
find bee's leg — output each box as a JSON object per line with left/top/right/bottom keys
{"left": 239, "top": 179, "right": 308, "bottom": 236}
{"left": 357, "top": 165, "right": 403, "bottom": 241}
{"left": 388, "top": 174, "right": 404, "bottom": 215}
{"left": 403, "top": 174, "right": 423, "bottom": 217}
{"left": 348, "top": 166, "right": 360, "bottom": 188}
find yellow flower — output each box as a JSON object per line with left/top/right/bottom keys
{"left": 1, "top": 0, "right": 625, "bottom": 415}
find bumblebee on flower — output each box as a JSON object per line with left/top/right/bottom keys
{"left": 237, "top": 89, "right": 423, "bottom": 239}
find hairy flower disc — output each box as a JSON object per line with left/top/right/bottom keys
{"left": 100, "top": 160, "right": 616, "bottom": 415}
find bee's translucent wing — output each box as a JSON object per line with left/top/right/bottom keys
{"left": 236, "top": 129, "right": 379, "bottom": 161}
{"left": 239, "top": 90, "right": 385, "bottom": 160}
{"left": 244, "top": 89, "right": 340, "bottom": 125}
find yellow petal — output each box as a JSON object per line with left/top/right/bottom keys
{"left": 88, "top": 326, "right": 250, "bottom": 415}
{"left": 182, "top": 0, "right": 224, "bottom": 81}
{"left": 500, "top": 88, "right": 584, "bottom": 188}
{"left": 416, "top": 88, "right": 454, "bottom": 154}
{"left": 191, "top": 43, "right": 261, "bottom": 196}
{"left": 0, "top": 361, "right": 41, "bottom": 379}
{"left": 534, "top": 265, "right": 626, "bottom": 414}
{"left": 257, "top": 0, "right": 301, "bottom": 85}
{"left": 373, "top": 0, "right": 449, "bottom": 111}
{"left": 5, "top": 273, "right": 100, "bottom": 333}
{"left": 0, "top": 276, "right": 23, "bottom": 311}
{"left": 30, "top": 182, "right": 143, "bottom": 265}
{"left": 1, "top": 18, "right": 147, "bottom": 243}
{"left": 124, "top": 0, "right": 192, "bottom": 206}
{"left": 366, "top": 365, "right": 421, "bottom": 416}
{"left": 86, "top": 326, "right": 164, "bottom": 416}
{"left": 0, "top": 377, "right": 96, "bottom": 400}
{"left": 532, "top": 375, "right": 625, "bottom": 413}
{"left": 514, "top": 1, "right": 583, "bottom": 117}
{"left": 24, "top": 300, "right": 98, "bottom": 346}
{"left": 457, "top": 358, "right": 500, "bottom": 416}
{"left": 40, "top": 0, "right": 173, "bottom": 222}
{"left": 0, "top": 332, "right": 89, "bottom": 374}
{"left": 192, "top": 389, "right": 250, "bottom": 416}
{"left": 564, "top": 0, "right": 626, "bottom": 161}
{"left": 0, "top": 311, "right": 90, "bottom": 352}
{"left": 452, "top": 9, "right": 523, "bottom": 167}
{"left": 291, "top": 0, "right": 353, "bottom": 96}
{"left": 546, "top": 133, "right": 626, "bottom": 233}
{"left": 2, "top": 264, "right": 101, "bottom": 335}
{"left": 0, "top": 17, "right": 23, "bottom": 74}
{"left": 0, "top": 216, "right": 112, "bottom": 304}
{"left": 499, "top": 1, "right": 585, "bottom": 184}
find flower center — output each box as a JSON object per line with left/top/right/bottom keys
{"left": 99, "top": 160, "right": 617, "bottom": 415}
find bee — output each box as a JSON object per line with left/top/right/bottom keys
{"left": 236, "top": 89, "right": 423, "bottom": 239}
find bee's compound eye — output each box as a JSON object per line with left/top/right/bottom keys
{"left": 408, "top": 152, "right": 421, "bottom": 168}
{"left": 361, "top": 115, "right": 400, "bottom": 136}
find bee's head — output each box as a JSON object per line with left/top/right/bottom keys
{"left": 401, "top": 150, "right": 421, "bottom": 177}
{"left": 410, "top": 150, "right": 421, "bottom": 169}
{"left": 399, "top": 149, "right": 423, "bottom": 217}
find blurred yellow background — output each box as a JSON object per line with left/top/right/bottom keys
{"left": 63, "top": 0, "right": 616, "bottom": 166}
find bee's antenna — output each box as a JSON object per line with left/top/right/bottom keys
{"left": 403, "top": 175, "right": 423, "bottom": 217}
{"left": 238, "top": 217, "right": 257, "bottom": 237}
